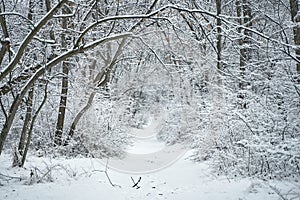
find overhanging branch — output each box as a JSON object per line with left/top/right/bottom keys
{"left": 0, "top": 0, "right": 68, "bottom": 82}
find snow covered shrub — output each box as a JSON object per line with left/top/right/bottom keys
{"left": 190, "top": 61, "right": 300, "bottom": 180}
{"left": 198, "top": 77, "right": 299, "bottom": 179}
{"left": 75, "top": 95, "right": 131, "bottom": 158}
{"left": 157, "top": 105, "right": 186, "bottom": 145}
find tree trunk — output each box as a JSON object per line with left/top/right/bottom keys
{"left": 236, "top": 0, "right": 252, "bottom": 108}
{"left": 54, "top": 62, "right": 69, "bottom": 146}
{"left": 54, "top": 6, "right": 70, "bottom": 146}
{"left": 236, "top": 0, "right": 245, "bottom": 78}
{"left": 12, "top": 88, "right": 34, "bottom": 167}
{"left": 21, "top": 84, "right": 48, "bottom": 167}
{"left": 0, "top": 5, "right": 11, "bottom": 65}
{"left": 216, "top": 0, "right": 222, "bottom": 72}
{"left": 290, "top": 0, "right": 300, "bottom": 82}
{"left": 67, "top": 92, "right": 96, "bottom": 140}
{"left": 67, "top": 39, "right": 126, "bottom": 142}
{"left": 215, "top": 0, "right": 223, "bottom": 89}
{"left": 12, "top": 0, "right": 35, "bottom": 167}
{"left": 0, "top": 92, "right": 24, "bottom": 155}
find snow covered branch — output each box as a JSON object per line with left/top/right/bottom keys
{"left": 0, "top": 0, "right": 68, "bottom": 82}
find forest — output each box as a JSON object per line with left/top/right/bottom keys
{"left": 0, "top": 0, "right": 299, "bottom": 199}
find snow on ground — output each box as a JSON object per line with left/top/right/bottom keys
{"left": 0, "top": 117, "right": 299, "bottom": 200}
{"left": 1, "top": 152, "right": 298, "bottom": 200}
{"left": 107, "top": 116, "right": 187, "bottom": 174}
{"left": 126, "top": 116, "right": 166, "bottom": 154}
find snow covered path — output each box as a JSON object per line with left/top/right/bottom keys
{"left": 0, "top": 118, "right": 298, "bottom": 200}
{"left": 106, "top": 116, "right": 187, "bottom": 174}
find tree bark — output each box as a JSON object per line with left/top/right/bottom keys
{"left": 0, "top": 5, "right": 11, "bottom": 65}
{"left": 54, "top": 62, "right": 69, "bottom": 146}
{"left": 290, "top": 0, "right": 300, "bottom": 82}
{"left": 236, "top": 0, "right": 252, "bottom": 108}
{"left": 21, "top": 84, "right": 47, "bottom": 167}
{"left": 54, "top": 7, "right": 70, "bottom": 146}
{"left": 67, "top": 92, "right": 96, "bottom": 140}
{"left": 216, "top": 0, "right": 222, "bottom": 71}
{"left": 12, "top": 88, "right": 34, "bottom": 167}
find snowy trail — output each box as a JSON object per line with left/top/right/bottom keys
{"left": 126, "top": 116, "right": 166, "bottom": 154}
{"left": 0, "top": 117, "right": 297, "bottom": 200}
{"left": 106, "top": 116, "right": 187, "bottom": 174}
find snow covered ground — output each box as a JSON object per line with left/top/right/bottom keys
{"left": 0, "top": 117, "right": 299, "bottom": 200}
{"left": 1, "top": 152, "right": 299, "bottom": 200}
{"left": 107, "top": 116, "right": 187, "bottom": 174}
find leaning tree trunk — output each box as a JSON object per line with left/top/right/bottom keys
{"left": 65, "top": 0, "right": 159, "bottom": 140}
{"left": 21, "top": 84, "right": 48, "bottom": 167}
{"left": 12, "top": 88, "right": 34, "bottom": 167}
{"left": 67, "top": 39, "right": 126, "bottom": 142}
{"left": 12, "top": 0, "right": 35, "bottom": 167}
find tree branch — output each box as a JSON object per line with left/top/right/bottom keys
{"left": 0, "top": 32, "right": 132, "bottom": 155}
{"left": 0, "top": 0, "right": 68, "bottom": 82}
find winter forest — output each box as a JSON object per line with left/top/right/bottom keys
{"left": 0, "top": 0, "right": 299, "bottom": 199}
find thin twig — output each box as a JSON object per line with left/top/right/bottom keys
{"left": 91, "top": 159, "right": 121, "bottom": 188}
{"left": 0, "top": 172, "right": 22, "bottom": 181}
